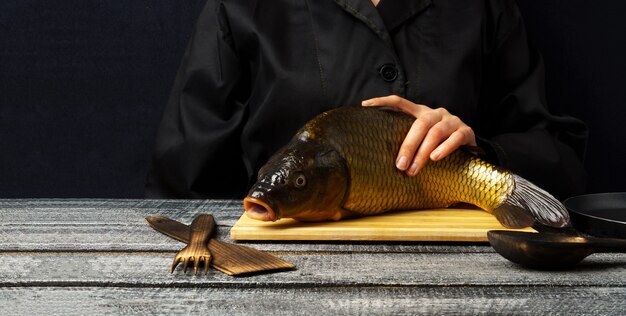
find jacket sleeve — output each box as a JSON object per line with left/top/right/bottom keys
{"left": 145, "top": 1, "right": 250, "bottom": 198}
{"left": 475, "top": 1, "right": 588, "bottom": 200}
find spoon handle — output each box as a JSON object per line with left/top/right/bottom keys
{"left": 591, "top": 237, "right": 626, "bottom": 253}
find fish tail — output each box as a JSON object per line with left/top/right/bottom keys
{"left": 491, "top": 174, "right": 571, "bottom": 231}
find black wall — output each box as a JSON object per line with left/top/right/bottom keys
{"left": 516, "top": 1, "right": 626, "bottom": 194}
{"left": 0, "top": 0, "right": 207, "bottom": 197}
{"left": 0, "top": 1, "right": 624, "bottom": 198}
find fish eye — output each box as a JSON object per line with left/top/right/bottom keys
{"left": 294, "top": 174, "right": 307, "bottom": 189}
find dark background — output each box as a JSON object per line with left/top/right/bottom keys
{"left": 0, "top": 0, "right": 624, "bottom": 198}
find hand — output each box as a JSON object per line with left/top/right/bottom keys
{"left": 361, "top": 95, "right": 476, "bottom": 176}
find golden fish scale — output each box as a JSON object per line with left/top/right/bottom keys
{"left": 303, "top": 107, "right": 514, "bottom": 215}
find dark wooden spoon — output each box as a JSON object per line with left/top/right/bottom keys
{"left": 487, "top": 230, "right": 626, "bottom": 270}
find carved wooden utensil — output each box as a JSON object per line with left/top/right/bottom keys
{"left": 169, "top": 214, "right": 214, "bottom": 274}
{"left": 146, "top": 214, "right": 296, "bottom": 276}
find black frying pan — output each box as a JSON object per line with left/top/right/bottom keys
{"left": 564, "top": 192, "right": 626, "bottom": 239}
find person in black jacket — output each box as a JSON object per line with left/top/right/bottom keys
{"left": 145, "top": 0, "right": 587, "bottom": 200}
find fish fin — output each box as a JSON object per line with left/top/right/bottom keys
{"left": 331, "top": 208, "right": 360, "bottom": 221}
{"left": 293, "top": 208, "right": 359, "bottom": 222}
{"left": 493, "top": 174, "right": 571, "bottom": 230}
{"left": 491, "top": 203, "right": 535, "bottom": 229}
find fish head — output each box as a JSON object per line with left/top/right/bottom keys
{"left": 244, "top": 141, "right": 348, "bottom": 222}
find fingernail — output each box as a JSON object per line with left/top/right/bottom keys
{"left": 361, "top": 100, "right": 373, "bottom": 106}
{"left": 431, "top": 150, "right": 441, "bottom": 160}
{"left": 396, "top": 156, "right": 408, "bottom": 170}
{"left": 408, "top": 163, "right": 418, "bottom": 175}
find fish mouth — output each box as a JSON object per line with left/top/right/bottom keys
{"left": 243, "top": 197, "right": 278, "bottom": 221}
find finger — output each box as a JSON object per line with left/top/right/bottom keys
{"left": 396, "top": 116, "right": 436, "bottom": 171}
{"left": 362, "top": 95, "right": 428, "bottom": 117}
{"left": 361, "top": 95, "right": 404, "bottom": 107}
{"left": 407, "top": 119, "right": 455, "bottom": 176}
{"left": 430, "top": 127, "right": 476, "bottom": 161}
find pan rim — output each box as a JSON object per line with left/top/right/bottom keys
{"left": 563, "top": 192, "right": 626, "bottom": 238}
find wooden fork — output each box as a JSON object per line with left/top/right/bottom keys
{"left": 170, "top": 214, "right": 215, "bottom": 274}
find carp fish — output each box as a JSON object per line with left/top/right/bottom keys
{"left": 243, "top": 106, "right": 570, "bottom": 230}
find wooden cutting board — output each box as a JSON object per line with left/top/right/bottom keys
{"left": 229, "top": 208, "right": 535, "bottom": 242}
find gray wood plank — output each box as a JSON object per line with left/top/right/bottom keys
{"left": 1, "top": 252, "right": 624, "bottom": 287}
{"left": 0, "top": 199, "right": 243, "bottom": 224}
{"left": 0, "top": 223, "right": 494, "bottom": 253}
{"left": 1, "top": 286, "right": 625, "bottom": 315}
{"left": 0, "top": 199, "right": 495, "bottom": 253}
{"left": 2, "top": 199, "right": 625, "bottom": 315}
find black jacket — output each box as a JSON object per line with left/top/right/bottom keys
{"left": 146, "top": 0, "right": 587, "bottom": 199}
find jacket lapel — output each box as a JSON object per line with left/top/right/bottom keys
{"left": 377, "top": 0, "right": 432, "bottom": 31}
{"left": 332, "top": 0, "right": 390, "bottom": 42}
{"left": 333, "top": 0, "right": 432, "bottom": 43}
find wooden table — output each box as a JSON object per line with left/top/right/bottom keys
{"left": 1, "top": 199, "right": 625, "bottom": 315}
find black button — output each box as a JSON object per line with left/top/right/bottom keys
{"left": 379, "top": 64, "right": 398, "bottom": 82}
